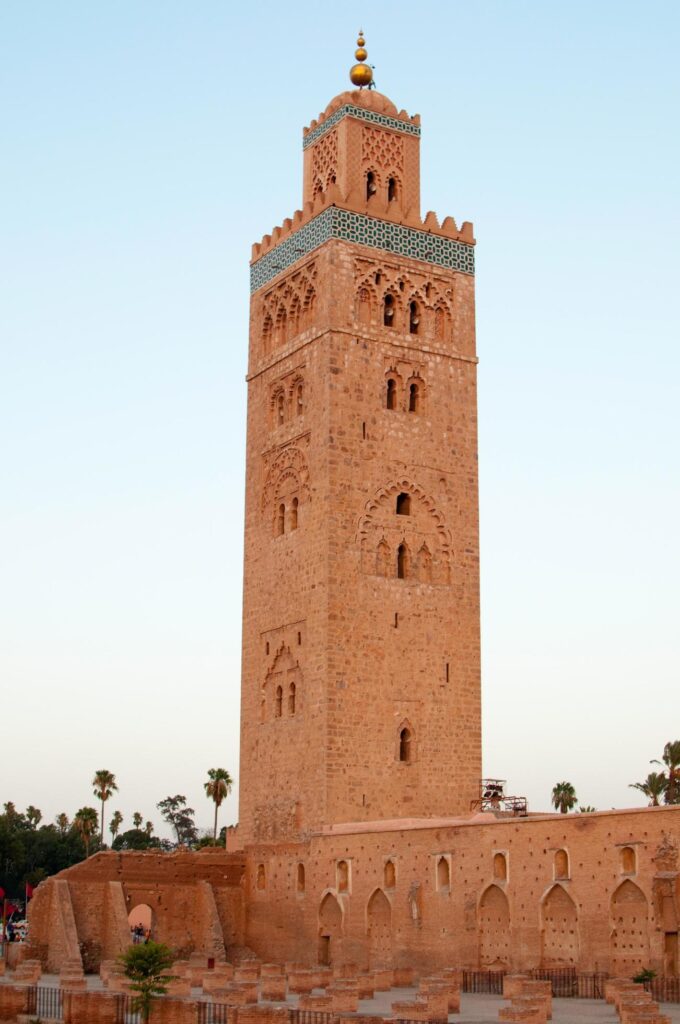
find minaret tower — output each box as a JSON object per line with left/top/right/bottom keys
{"left": 238, "top": 37, "right": 481, "bottom": 845}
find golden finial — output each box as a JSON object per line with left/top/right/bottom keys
{"left": 349, "top": 29, "right": 373, "bottom": 89}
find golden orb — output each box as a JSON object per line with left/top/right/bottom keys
{"left": 350, "top": 63, "right": 373, "bottom": 87}
{"left": 355, "top": 46, "right": 367, "bottom": 61}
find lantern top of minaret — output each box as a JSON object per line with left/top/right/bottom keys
{"left": 349, "top": 30, "right": 373, "bottom": 89}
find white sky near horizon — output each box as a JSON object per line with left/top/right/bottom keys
{"left": 1, "top": 1, "right": 679, "bottom": 840}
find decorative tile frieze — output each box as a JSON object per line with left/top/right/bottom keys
{"left": 303, "top": 104, "right": 421, "bottom": 150}
{"left": 250, "top": 208, "right": 474, "bottom": 293}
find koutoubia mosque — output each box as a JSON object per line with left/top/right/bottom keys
{"left": 27, "top": 36, "right": 680, "bottom": 984}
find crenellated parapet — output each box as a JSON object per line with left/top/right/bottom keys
{"left": 250, "top": 190, "right": 475, "bottom": 293}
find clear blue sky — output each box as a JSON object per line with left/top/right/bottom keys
{"left": 1, "top": 1, "right": 678, "bottom": 835}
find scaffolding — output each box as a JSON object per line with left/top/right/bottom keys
{"left": 470, "top": 778, "right": 528, "bottom": 816}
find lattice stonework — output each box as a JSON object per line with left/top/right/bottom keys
{"left": 303, "top": 104, "right": 420, "bottom": 150}
{"left": 362, "top": 126, "right": 404, "bottom": 172}
{"left": 250, "top": 208, "right": 475, "bottom": 293}
{"left": 311, "top": 130, "right": 338, "bottom": 191}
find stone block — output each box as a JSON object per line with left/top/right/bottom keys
{"left": 261, "top": 976, "right": 287, "bottom": 1001}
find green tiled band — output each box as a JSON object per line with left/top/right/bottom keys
{"left": 250, "top": 208, "right": 474, "bottom": 293}
{"left": 303, "top": 104, "right": 421, "bottom": 150}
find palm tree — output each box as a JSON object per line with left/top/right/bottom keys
{"left": 26, "top": 805, "right": 42, "bottom": 828}
{"left": 652, "top": 741, "right": 680, "bottom": 804}
{"left": 204, "top": 768, "right": 233, "bottom": 841}
{"left": 74, "top": 806, "right": 99, "bottom": 857}
{"left": 91, "top": 770, "right": 118, "bottom": 843}
{"left": 55, "top": 812, "right": 70, "bottom": 835}
{"left": 144, "top": 821, "right": 154, "bottom": 836}
{"left": 631, "top": 770, "right": 669, "bottom": 807}
{"left": 578, "top": 806, "right": 597, "bottom": 813}
{"left": 551, "top": 781, "right": 577, "bottom": 814}
{"left": 109, "top": 810, "right": 124, "bottom": 840}
{"left": 132, "top": 812, "right": 143, "bottom": 830}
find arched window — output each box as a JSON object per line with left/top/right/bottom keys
{"left": 358, "top": 287, "right": 371, "bottom": 325}
{"left": 366, "top": 171, "right": 377, "bottom": 200}
{"left": 409, "top": 300, "right": 420, "bottom": 335}
{"left": 386, "top": 377, "right": 397, "bottom": 410}
{"left": 399, "top": 727, "right": 412, "bottom": 762}
{"left": 297, "top": 863, "right": 305, "bottom": 893}
{"left": 408, "top": 382, "right": 420, "bottom": 413}
{"left": 275, "top": 686, "right": 283, "bottom": 718}
{"left": 384, "top": 860, "right": 396, "bottom": 888}
{"left": 554, "top": 849, "right": 569, "bottom": 880}
{"left": 262, "top": 314, "right": 273, "bottom": 354}
{"left": 621, "top": 846, "right": 636, "bottom": 874}
{"left": 290, "top": 497, "right": 298, "bottom": 530}
{"left": 276, "top": 503, "right": 285, "bottom": 536}
{"left": 295, "top": 383, "right": 304, "bottom": 416}
{"left": 397, "top": 543, "right": 409, "bottom": 579}
{"left": 493, "top": 853, "right": 508, "bottom": 881}
{"left": 417, "top": 544, "right": 432, "bottom": 583}
{"left": 435, "top": 305, "right": 447, "bottom": 341}
{"left": 257, "top": 864, "right": 266, "bottom": 890}
{"left": 437, "top": 856, "right": 450, "bottom": 890}
{"left": 383, "top": 294, "right": 395, "bottom": 328}
{"left": 396, "top": 492, "right": 411, "bottom": 515}
{"left": 388, "top": 177, "right": 397, "bottom": 202}
{"left": 288, "top": 682, "right": 296, "bottom": 715}
{"left": 337, "top": 860, "right": 349, "bottom": 892}
{"left": 277, "top": 391, "right": 285, "bottom": 425}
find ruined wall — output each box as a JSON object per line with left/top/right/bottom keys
{"left": 243, "top": 805, "right": 680, "bottom": 976}
{"left": 27, "top": 849, "right": 246, "bottom": 971}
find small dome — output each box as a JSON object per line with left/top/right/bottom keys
{"left": 323, "top": 89, "right": 399, "bottom": 119}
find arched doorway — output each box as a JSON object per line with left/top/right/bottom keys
{"left": 479, "top": 885, "right": 510, "bottom": 967}
{"left": 610, "top": 880, "right": 649, "bottom": 976}
{"left": 367, "top": 889, "right": 392, "bottom": 968}
{"left": 127, "top": 903, "right": 154, "bottom": 944}
{"left": 318, "top": 893, "right": 342, "bottom": 966}
{"left": 541, "top": 885, "right": 579, "bottom": 965}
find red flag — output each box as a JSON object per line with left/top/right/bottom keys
{"left": 25, "top": 883, "right": 34, "bottom": 899}
{"left": 0, "top": 886, "right": 5, "bottom": 900}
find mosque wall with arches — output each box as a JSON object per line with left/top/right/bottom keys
{"left": 243, "top": 806, "right": 680, "bottom": 977}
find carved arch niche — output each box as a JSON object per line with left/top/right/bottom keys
{"left": 366, "top": 888, "right": 393, "bottom": 969}
{"left": 357, "top": 479, "right": 452, "bottom": 584}
{"left": 262, "top": 443, "right": 310, "bottom": 536}
{"left": 318, "top": 892, "right": 343, "bottom": 967}
{"left": 261, "top": 644, "right": 302, "bottom": 722}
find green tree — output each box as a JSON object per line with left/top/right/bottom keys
{"left": 578, "top": 806, "right": 597, "bottom": 813}
{"left": 551, "top": 781, "right": 578, "bottom": 814}
{"left": 132, "top": 812, "right": 143, "bottom": 829}
{"left": 652, "top": 741, "right": 680, "bottom": 804}
{"left": 92, "top": 770, "right": 118, "bottom": 846}
{"left": 112, "top": 828, "right": 161, "bottom": 851}
{"left": 25, "top": 806, "right": 42, "bottom": 829}
{"left": 119, "top": 942, "right": 176, "bottom": 1023}
{"left": 109, "top": 810, "right": 124, "bottom": 840}
{"left": 157, "top": 796, "right": 197, "bottom": 846}
{"left": 144, "top": 821, "right": 154, "bottom": 836}
{"left": 74, "top": 806, "right": 99, "bottom": 857}
{"left": 204, "top": 768, "right": 233, "bottom": 841}
{"left": 630, "top": 771, "right": 668, "bottom": 807}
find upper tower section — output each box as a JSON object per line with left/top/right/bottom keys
{"left": 302, "top": 35, "right": 421, "bottom": 220}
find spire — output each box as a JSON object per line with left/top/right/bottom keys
{"left": 349, "top": 30, "right": 373, "bottom": 89}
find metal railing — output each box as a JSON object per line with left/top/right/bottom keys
{"left": 649, "top": 977, "right": 680, "bottom": 1003}
{"left": 289, "top": 1011, "right": 335, "bottom": 1024}
{"left": 26, "top": 986, "right": 64, "bottom": 1020}
{"left": 197, "top": 1003, "right": 232, "bottom": 1024}
{"left": 462, "top": 970, "right": 506, "bottom": 994}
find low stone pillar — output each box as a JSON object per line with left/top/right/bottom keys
{"left": 63, "top": 990, "right": 119, "bottom": 1024}
{"left": 503, "top": 975, "right": 531, "bottom": 999}
{"left": 393, "top": 966, "right": 415, "bottom": 987}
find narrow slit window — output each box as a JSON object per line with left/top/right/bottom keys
{"left": 408, "top": 382, "right": 419, "bottom": 413}
{"left": 383, "top": 294, "right": 395, "bottom": 328}
{"left": 277, "top": 392, "right": 285, "bottom": 425}
{"left": 399, "top": 727, "right": 412, "bottom": 762}
{"left": 366, "top": 171, "right": 376, "bottom": 200}
{"left": 388, "top": 177, "right": 397, "bottom": 201}
{"left": 386, "top": 378, "right": 397, "bottom": 410}
{"left": 288, "top": 682, "right": 296, "bottom": 715}
{"left": 409, "top": 300, "right": 420, "bottom": 335}
{"left": 296, "top": 384, "right": 303, "bottom": 416}
{"left": 290, "top": 497, "right": 298, "bottom": 530}
{"left": 276, "top": 503, "right": 285, "bottom": 536}
{"left": 275, "top": 686, "right": 282, "bottom": 718}
{"left": 397, "top": 543, "right": 408, "bottom": 579}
